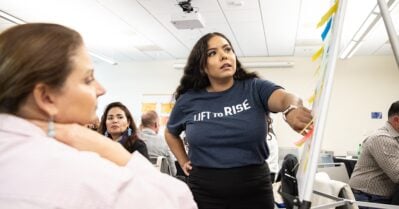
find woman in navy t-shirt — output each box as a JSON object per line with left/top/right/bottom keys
{"left": 165, "top": 32, "right": 312, "bottom": 209}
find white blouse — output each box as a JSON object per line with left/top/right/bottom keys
{"left": 266, "top": 132, "right": 279, "bottom": 174}
{"left": 0, "top": 114, "right": 197, "bottom": 209}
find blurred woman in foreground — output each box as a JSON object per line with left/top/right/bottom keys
{"left": 0, "top": 23, "right": 196, "bottom": 209}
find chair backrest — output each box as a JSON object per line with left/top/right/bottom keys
{"left": 277, "top": 154, "right": 299, "bottom": 209}
{"left": 278, "top": 147, "right": 299, "bottom": 168}
{"left": 312, "top": 172, "right": 359, "bottom": 209}
{"left": 317, "top": 162, "right": 350, "bottom": 183}
{"left": 149, "top": 156, "right": 172, "bottom": 175}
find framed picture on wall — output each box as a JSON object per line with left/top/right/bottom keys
{"left": 141, "top": 94, "right": 174, "bottom": 127}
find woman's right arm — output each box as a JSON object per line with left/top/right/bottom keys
{"left": 164, "top": 128, "right": 192, "bottom": 176}
{"left": 31, "top": 121, "right": 131, "bottom": 166}
{"left": 57, "top": 124, "right": 132, "bottom": 166}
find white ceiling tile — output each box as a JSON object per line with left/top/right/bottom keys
{"left": 199, "top": 11, "right": 227, "bottom": 25}
{"left": 98, "top": 0, "right": 190, "bottom": 58}
{"left": 143, "top": 51, "right": 174, "bottom": 60}
{"left": 374, "top": 44, "right": 394, "bottom": 55}
{"left": 261, "top": 0, "right": 301, "bottom": 56}
{"left": 223, "top": 9, "right": 261, "bottom": 23}
{"left": 230, "top": 22, "right": 267, "bottom": 56}
{"left": 219, "top": 0, "right": 260, "bottom": 11}
{"left": 199, "top": 23, "right": 244, "bottom": 56}
{"left": 357, "top": 20, "right": 389, "bottom": 55}
{"left": 0, "top": 0, "right": 396, "bottom": 64}
{"left": 194, "top": 0, "right": 225, "bottom": 12}
{"left": 340, "top": 0, "right": 379, "bottom": 48}
{"left": 296, "top": 0, "right": 330, "bottom": 41}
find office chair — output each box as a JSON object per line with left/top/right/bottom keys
{"left": 149, "top": 156, "right": 172, "bottom": 175}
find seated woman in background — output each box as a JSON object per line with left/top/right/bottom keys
{"left": 0, "top": 23, "right": 196, "bottom": 209}
{"left": 98, "top": 101, "right": 149, "bottom": 159}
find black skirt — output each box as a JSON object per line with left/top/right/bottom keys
{"left": 188, "top": 163, "right": 274, "bottom": 209}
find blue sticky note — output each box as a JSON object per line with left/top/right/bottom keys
{"left": 321, "top": 18, "right": 332, "bottom": 41}
{"left": 371, "top": 112, "right": 382, "bottom": 119}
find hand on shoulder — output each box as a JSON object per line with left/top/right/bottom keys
{"left": 30, "top": 120, "right": 131, "bottom": 166}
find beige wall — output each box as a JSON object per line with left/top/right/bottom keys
{"left": 95, "top": 55, "right": 399, "bottom": 156}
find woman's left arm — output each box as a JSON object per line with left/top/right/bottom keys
{"left": 267, "top": 89, "right": 313, "bottom": 134}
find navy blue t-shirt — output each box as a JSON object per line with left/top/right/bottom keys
{"left": 167, "top": 78, "right": 282, "bottom": 168}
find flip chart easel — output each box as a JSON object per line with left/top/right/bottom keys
{"left": 294, "top": 0, "right": 399, "bottom": 208}
{"left": 295, "top": 0, "right": 347, "bottom": 208}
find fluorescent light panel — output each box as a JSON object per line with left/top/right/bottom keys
{"left": 340, "top": 0, "right": 398, "bottom": 59}
{"left": 340, "top": 41, "right": 357, "bottom": 59}
{"left": 0, "top": 10, "right": 117, "bottom": 65}
{"left": 347, "top": 41, "right": 364, "bottom": 58}
{"left": 352, "top": 13, "right": 380, "bottom": 41}
{"left": 0, "top": 10, "right": 25, "bottom": 24}
{"left": 388, "top": 0, "right": 399, "bottom": 10}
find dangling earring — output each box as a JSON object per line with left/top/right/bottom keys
{"left": 47, "top": 115, "right": 55, "bottom": 138}
{"left": 104, "top": 131, "right": 109, "bottom": 137}
{"left": 127, "top": 128, "right": 132, "bottom": 136}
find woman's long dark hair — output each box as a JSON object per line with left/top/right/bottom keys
{"left": 174, "top": 32, "right": 258, "bottom": 100}
{"left": 98, "top": 102, "right": 139, "bottom": 148}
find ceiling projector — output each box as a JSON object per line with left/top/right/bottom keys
{"left": 171, "top": 12, "right": 205, "bottom": 30}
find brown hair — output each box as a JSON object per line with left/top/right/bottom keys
{"left": 0, "top": 23, "right": 83, "bottom": 113}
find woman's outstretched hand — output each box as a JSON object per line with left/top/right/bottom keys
{"left": 284, "top": 106, "right": 313, "bottom": 135}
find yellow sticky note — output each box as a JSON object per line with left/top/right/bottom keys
{"left": 312, "top": 46, "right": 324, "bottom": 61}
{"left": 308, "top": 94, "right": 315, "bottom": 104}
{"left": 317, "top": 0, "right": 338, "bottom": 28}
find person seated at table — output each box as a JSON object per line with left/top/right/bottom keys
{"left": 139, "top": 110, "right": 177, "bottom": 175}
{"left": 349, "top": 100, "right": 399, "bottom": 206}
